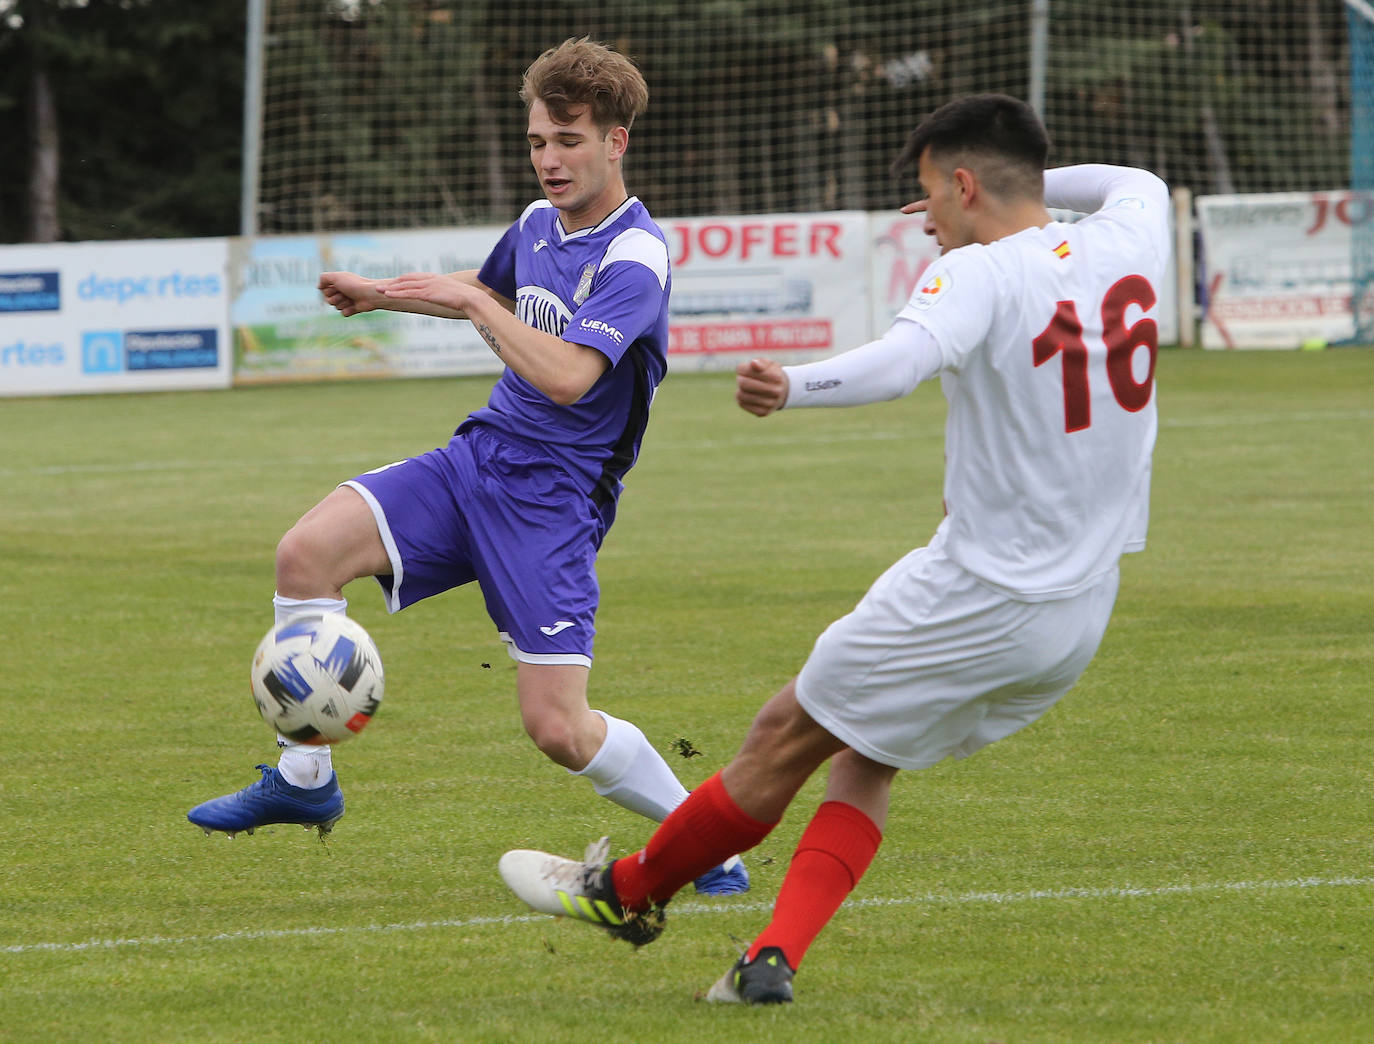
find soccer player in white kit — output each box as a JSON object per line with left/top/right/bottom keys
{"left": 497, "top": 93, "right": 1171, "bottom": 1004}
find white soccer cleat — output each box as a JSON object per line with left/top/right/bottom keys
{"left": 498, "top": 837, "right": 666, "bottom": 947}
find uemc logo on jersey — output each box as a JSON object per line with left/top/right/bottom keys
{"left": 577, "top": 318, "right": 623, "bottom": 344}
{"left": 517, "top": 285, "right": 573, "bottom": 336}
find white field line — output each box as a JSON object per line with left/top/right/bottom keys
{"left": 5, "top": 408, "right": 1373, "bottom": 480}
{"left": 5, "top": 874, "right": 1371, "bottom": 957}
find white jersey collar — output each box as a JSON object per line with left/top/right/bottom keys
{"left": 557, "top": 196, "right": 639, "bottom": 242}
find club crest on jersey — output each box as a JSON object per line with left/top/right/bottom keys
{"left": 910, "top": 270, "right": 950, "bottom": 310}
{"left": 573, "top": 263, "right": 597, "bottom": 306}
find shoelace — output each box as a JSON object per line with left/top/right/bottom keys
{"left": 539, "top": 836, "right": 612, "bottom": 889}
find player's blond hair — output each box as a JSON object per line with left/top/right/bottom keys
{"left": 520, "top": 37, "right": 649, "bottom": 135}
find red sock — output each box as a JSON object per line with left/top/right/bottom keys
{"left": 747, "top": 801, "right": 882, "bottom": 970}
{"left": 612, "top": 771, "right": 776, "bottom": 909}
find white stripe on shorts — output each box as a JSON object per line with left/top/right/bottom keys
{"left": 341, "top": 479, "right": 406, "bottom": 614}
{"left": 499, "top": 631, "right": 592, "bottom": 668}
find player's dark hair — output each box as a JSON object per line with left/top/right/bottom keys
{"left": 521, "top": 37, "right": 649, "bottom": 135}
{"left": 892, "top": 93, "right": 1049, "bottom": 200}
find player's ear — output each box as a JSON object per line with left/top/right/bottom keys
{"left": 606, "top": 125, "right": 629, "bottom": 160}
{"left": 952, "top": 166, "right": 977, "bottom": 205}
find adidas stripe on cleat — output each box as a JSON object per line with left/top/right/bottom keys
{"left": 705, "top": 945, "right": 796, "bottom": 1005}
{"left": 498, "top": 837, "right": 666, "bottom": 948}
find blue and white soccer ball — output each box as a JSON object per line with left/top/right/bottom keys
{"left": 250, "top": 614, "right": 384, "bottom": 744}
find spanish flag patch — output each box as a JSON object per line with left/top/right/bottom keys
{"left": 1053, "top": 240, "right": 1071, "bottom": 259}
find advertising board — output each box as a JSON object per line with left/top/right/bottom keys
{"left": 1197, "top": 191, "right": 1361, "bottom": 348}
{"left": 0, "top": 239, "right": 231, "bottom": 397}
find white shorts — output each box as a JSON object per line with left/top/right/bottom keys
{"left": 795, "top": 535, "right": 1120, "bottom": 770}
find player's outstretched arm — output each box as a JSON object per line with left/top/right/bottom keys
{"left": 319, "top": 269, "right": 512, "bottom": 321}
{"left": 379, "top": 270, "right": 516, "bottom": 320}
{"left": 318, "top": 270, "right": 389, "bottom": 317}
{"left": 736, "top": 358, "right": 789, "bottom": 417}
{"left": 770, "top": 320, "right": 942, "bottom": 412}
{"left": 382, "top": 275, "right": 607, "bottom": 404}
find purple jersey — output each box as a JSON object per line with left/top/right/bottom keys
{"left": 468, "top": 197, "right": 670, "bottom": 523}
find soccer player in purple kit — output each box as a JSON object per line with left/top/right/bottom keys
{"left": 187, "top": 37, "right": 747, "bottom": 896}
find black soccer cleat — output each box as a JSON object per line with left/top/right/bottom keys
{"left": 705, "top": 945, "right": 796, "bottom": 1004}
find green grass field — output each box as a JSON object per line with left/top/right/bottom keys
{"left": 2, "top": 348, "right": 1372, "bottom": 1042}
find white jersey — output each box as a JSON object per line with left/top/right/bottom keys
{"left": 785, "top": 165, "right": 1171, "bottom": 600}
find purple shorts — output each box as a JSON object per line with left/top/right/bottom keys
{"left": 342, "top": 425, "right": 604, "bottom": 666}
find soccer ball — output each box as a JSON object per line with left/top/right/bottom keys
{"left": 250, "top": 613, "right": 384, "bottom": 744}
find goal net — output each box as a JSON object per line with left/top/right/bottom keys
{"left": 249, "top": 1, "right": 1358, "bottom": 232}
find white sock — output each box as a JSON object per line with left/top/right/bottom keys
{"left": 572, "top": 710, "right": 690, "bottom": 822}
{"left": 272, "top": 593, "right": 347, "bottom": 789}
{"left": 273, "top": 593, "right": 348, "bottom": 627}
{"left": 276, "top": 742, "right": 334, "bottom": 788}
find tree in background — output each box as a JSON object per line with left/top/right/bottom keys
{"left": 0, "top": 0, "right": 1355, "bottom": 243}
{"left": 0, "top": 0, "right": 244, "bottom": 243}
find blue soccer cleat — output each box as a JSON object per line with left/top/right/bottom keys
{"left": 188, "top": 763, "right": 344, "bottom": 839}
{"left": 693, "top": 854, "right": 750, "bottom": 896}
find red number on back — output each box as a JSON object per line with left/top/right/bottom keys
{"left": 1103, "top": 274, "right": 1158, "bottom": 412}
{"left": 1032, "top": 300, "right": 1091, "bottom": 432}
{"left": 1032, "top": 276, "right": 1158, "bottom": 433}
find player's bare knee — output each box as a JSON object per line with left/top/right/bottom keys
{"left": 274, "top": 526, "right": 327, "bottom": 595}
{"left": 522, "top": 713, "right": 585, "bottom": 770}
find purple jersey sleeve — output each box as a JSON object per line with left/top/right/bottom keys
{"left": 562, "top": 260, "right": 667, "bottom": 367}
{"left": 477, "top": 222, "right": 521, "bottom": 300}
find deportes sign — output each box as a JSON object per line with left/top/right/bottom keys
{"left": 0, "top": 239, "right": 231, "bottom": 397}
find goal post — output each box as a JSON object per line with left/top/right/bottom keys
{"left": 1346, "top": 0, "right": 1374, "bottom": 345}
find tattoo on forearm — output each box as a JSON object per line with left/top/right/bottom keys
{"left": 477, "top": 323, "right": 502, "bottom": 355}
